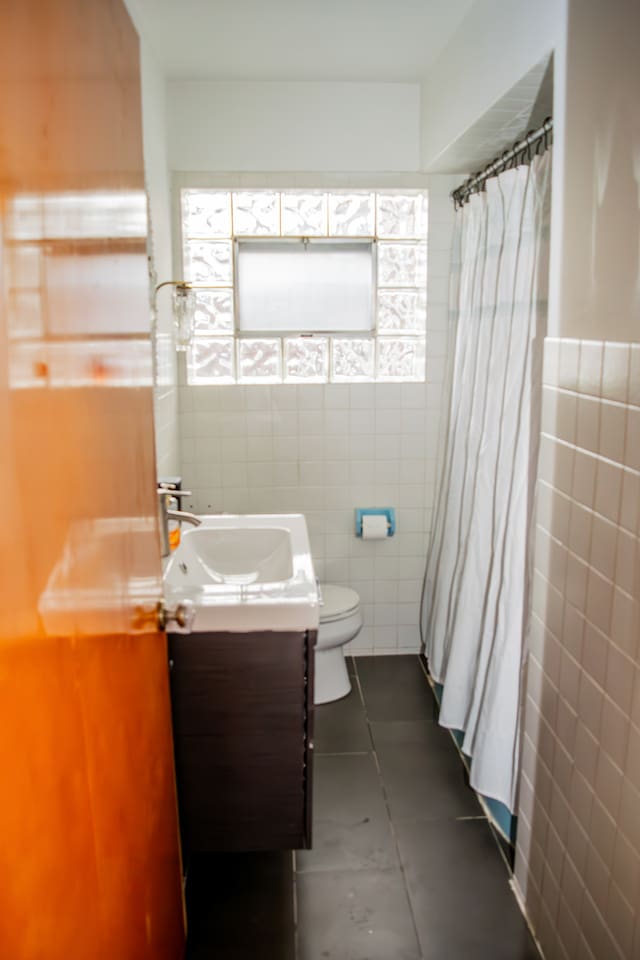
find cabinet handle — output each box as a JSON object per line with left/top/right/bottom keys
{"left": 132, "top": 600, "right": 194, "bottom": 632}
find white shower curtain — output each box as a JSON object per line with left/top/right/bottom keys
{"left": 422, "top": 151, "right": 551, "bottom": 812}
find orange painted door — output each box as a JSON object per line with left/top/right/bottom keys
{"left": 0, "top": 2, "right": 186, "bottom": 958}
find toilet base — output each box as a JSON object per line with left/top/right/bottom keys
{"left": 313, "top": 645, "right": 352, "bottom": 705}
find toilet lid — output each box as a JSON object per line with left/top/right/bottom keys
{"left": 319, "top": 584, "right": 360, "bottom": 623}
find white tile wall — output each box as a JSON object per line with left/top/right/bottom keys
{"left": 514, "top": 337, "right": 640, "bottom": 960}
{"left": 175, "top": 176, "right": 457, "bottom": 653}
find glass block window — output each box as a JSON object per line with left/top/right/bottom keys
{"left": 181, "top": 189, "right": 427, "bottom": 383}
{"left": 284, "top": 337, "right": 329, "bottom": 382}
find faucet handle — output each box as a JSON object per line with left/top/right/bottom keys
{"left": 157, "top": 486, "right": 192, "bottom": 498}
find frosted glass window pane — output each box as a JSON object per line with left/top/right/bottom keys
{"left": 331, "top": 338, "right": 374, "bottom": 382}
{"left": 237, "top": 241, "right": 373, "bottom": 333}
{"left": 187, "top": 337, "right": 235, "bottom": 383}
{"left": 378, "top": 242, "right": 427, "bottom": 287}
{"left": 328, "top": 193, "right": 375, "bottom": 236}
{"left": 376, "top": 194, "right": 427, "bottom": 239}
{"left": 192, "top": 289, "right": 234, "bottom": 335}
{"left": 183, "top": 240, "right": 232, "bottom": 284}
{"left": 238, "top": 338, "right": 282, "bottom": 382}
{"left": 232, "top": 191, "right": 279, "bottom": 236}
{"left": 281, "top": 192, "right": 327, "bottom": 236}
{"left": 284, "top": 337, "right": 329, "bottom": 382}
{"left": 377, "top": 289, "right": 426, "bottom": 333}
{"left": 182, "top": 190, "right": 231, "bottom": 237}
{"left": 376, "top": 337, "right": 425, "bottom": 381}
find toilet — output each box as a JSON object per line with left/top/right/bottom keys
{"left": 314, "top": 584, "right": 363, "bottom": 705}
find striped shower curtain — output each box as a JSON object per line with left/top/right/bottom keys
{"left": 421, "top": 151, "right": 551, "bottom": 811}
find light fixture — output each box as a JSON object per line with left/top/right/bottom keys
{"left": 153, "top": 281, "right": 198, "bottom": 351}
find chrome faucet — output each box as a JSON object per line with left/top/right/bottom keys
{"left": 157, "top": 483, "right": 202, "bottom": 557}
{"left": 167, "top": 508, "right": 202, "bottom": 526}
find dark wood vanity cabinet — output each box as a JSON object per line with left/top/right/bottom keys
{"left": 168, "top": 628, "right": 315, "bottom": 854}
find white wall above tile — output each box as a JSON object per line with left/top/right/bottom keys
{"left": 168, "top": 82, "right": 421, "bottom": 172}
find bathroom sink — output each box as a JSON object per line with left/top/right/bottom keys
{"left": 162, "top": 514, "right": 319, "bottom": 633}
{"left": 164, "top": 526, "right": 293, "bottom": 587}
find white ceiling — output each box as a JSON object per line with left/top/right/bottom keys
{"left": 130, "top": 0, "right": 475, "bottom": 82}
{"left": 430, "top": 57, "right": 553, "bottom": 173}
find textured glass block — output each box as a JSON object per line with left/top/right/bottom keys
{"left": 238, "top": 338, "right": 282, "bottom": 382}
{"left": 232, "top": 191, "right": 280, "bottom": 236}
{"left": 331, "top": 338, "right": 375, "bottom": 381}
{"left": 281, "top": 192, "right": 327, "bottom": 236}
{"left": 28, "top": 340, "right": 152, "bottom": 389}
{"left": 378, "top": 242, "right": 427, "bottom": 287}
{"left": 377, "top": 289, "right": 426, "bottom": 333}
{"left": 187, "top": 337, "right": 235, "bottom": 384}
{"left": 183, "top": 240, "right": 232, "bottom": 284}
{"left": 376, "top": 337, "right": 425, "bottom": 381}
{"left": 328, "top": 193, "right": 375, "bottom": 237}
{"left": 284, "top": 337, "right": 329, "bottom": 382}
{"left": 8, "top": 290, "right": 44, "bottom": 339}
{"left": 182, "top": 190, "right": 231, "bottom": 237}
{"left": 8, "top": 342, "right": 49, "bottom": 389}
{"left": 376, "top": 194, "right": 427, "bottom": 239}
{"left": 8, "top": 244, "right": 41, "bottom": 287}
{"left": 192, "top": 289, "right": 234, "bottom": 335}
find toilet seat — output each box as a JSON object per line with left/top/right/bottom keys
{"left": 319, "top": 584, "right": 360, "bottom": 623}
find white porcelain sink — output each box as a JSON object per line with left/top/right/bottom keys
{"left": 164, "top": 526, "right": 293, "bottom": 587}
{"left": 163, "top": 514, "right": 319, "bottom": 633}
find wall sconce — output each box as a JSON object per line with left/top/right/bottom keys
{"left": 153, "top": 281, "right": 198, "bottom": 351}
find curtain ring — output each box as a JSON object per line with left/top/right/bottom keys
{"left": 526, "top": 131, "right": 534, "bottom": 163}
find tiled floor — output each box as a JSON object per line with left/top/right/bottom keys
{"left": 185, "top": 655, "right": 541, "bottom": 960}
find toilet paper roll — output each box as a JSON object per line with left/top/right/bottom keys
{"left": 361, "top": 514, "right": 389, "bottom": 540}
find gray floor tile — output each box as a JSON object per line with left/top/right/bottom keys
{"left": 313, "top": 688, "right": 371, "bottom": 755}
{"left": 375, "top": 740, "right": 482, "bottom": 820}
{"left": 369, "top": 718, "right": 453, "bottom": 749}
{"left": 356, "top": 655, "right": 434, "bottom": 721}
{"left": 296, "top": 869, "right": 421, "bottom": 960}
{"left": 298, "top": 816, "right": 399, "bottom": 874}
{"left": 299, "top": 753, "right": 399, "bottom": 873}
{"left": 395, "top": 818, "right": 540, "bottom": 960}
{"left": 313, "top": 754, "right": 388, "bottom": 823}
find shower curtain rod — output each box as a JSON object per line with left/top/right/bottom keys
{"left": 451, "top": 117, "right": 553, "bottom": 209}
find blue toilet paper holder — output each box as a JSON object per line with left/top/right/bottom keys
{"left": 355, "top": 507, "right": 396, "bottom": 537}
